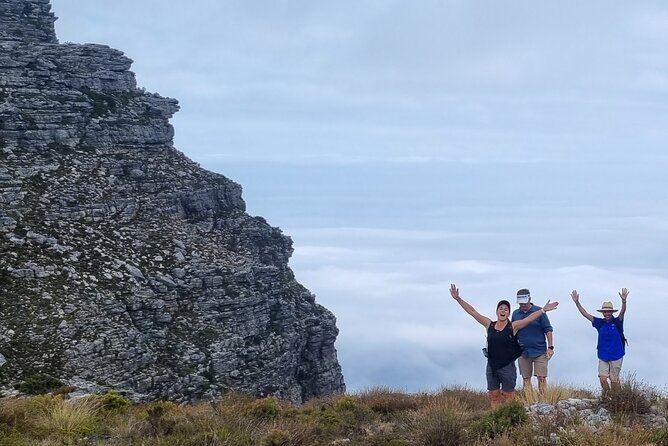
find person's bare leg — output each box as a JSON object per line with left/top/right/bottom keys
{"left": 489, "top": 389, "right": 502, "bottom": 408}
{"left": 599, "top": 376, "right": 610, "bottom": 394}
{"left": 537, "top": 376, "right": 547, "bottom": 394}
{"left": 501, "top": 390, "right": 515, "bottom": 404}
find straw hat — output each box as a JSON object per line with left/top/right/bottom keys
{"left": 596, "top": 301, "right": 618, "bottom": 313}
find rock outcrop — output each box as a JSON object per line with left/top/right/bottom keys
{"left": 0, "top": 0, "right": 345, "bottom": 402}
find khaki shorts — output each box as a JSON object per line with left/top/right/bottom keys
{"left": 518, "top": 353, "right": 549, "bottom": 379}
{"left": 598, "top": 358, "right": 623, "bottom": 380}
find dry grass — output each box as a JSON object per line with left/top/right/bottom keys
{"left": 429, "top": 386, "right": 491, "bottom": 412}
{"left": 358, "top": 386, "right": 420, "bottom": 414}
{"left": 403, "top": 396, "right": 470, "bottom": 446}
{"left": 33, "top": 395, "right": 101, "bottom": 441}
{"left": 517, "top": 382, "right": 596, "bottom": 406}
{"left": 0, "top": 396, "right": 34, "bottom": 428}
{"left": 0, "top": 380, "right": 665, "bottom": 445}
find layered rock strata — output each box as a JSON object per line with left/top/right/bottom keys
{"left": 0, "top": 0, "right": 345, "bottom": 402}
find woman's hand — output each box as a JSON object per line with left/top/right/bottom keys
{"left": 571, "top": 290, "right": 579, "bottom": 304}
{"left": 450, "top": 284, "right": 460, "bottom": 300}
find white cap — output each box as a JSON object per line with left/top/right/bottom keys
{"left": 516, "top": 292, "right": 531, "bottom": 304}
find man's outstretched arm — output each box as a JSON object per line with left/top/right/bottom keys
{"left": 571, "top": 290, "right": 593, "bottom": 322}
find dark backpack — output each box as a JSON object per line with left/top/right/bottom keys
{"left": 511, "top": 332, "right": 523, "bottom": 360}
{"left": 613, "top": 318, "right": 628, "bottom": 347}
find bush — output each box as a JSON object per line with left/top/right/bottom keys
{"left": 475, "top": 400, "right": 527, "bottom": 438}
{"left": 15, "top": 374, "right": 66, "bottom": 395}
{"left": 143, "top": 400, "right": 179, "bottom": 436}
{"left": 98, "top": 390, "right": 132, "bottom": 412}
{"left": 249, "top": 397, "right": 281, "bottom": 420}
{"left": 334, "top": 395, "right": 359, "bottom": 412}
{"left": 316, "top": 408, "right": 344, "bottom": 431}
{"left": 146, "top": 400, "right": 177, "bottom": 416}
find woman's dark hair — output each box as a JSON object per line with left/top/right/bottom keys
{"left": 496, "top": 300, "right": 511, "bottom": 310}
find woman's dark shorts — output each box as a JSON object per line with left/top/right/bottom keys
{"left": 486, "top": 362, "right": 517, "bottom": 391}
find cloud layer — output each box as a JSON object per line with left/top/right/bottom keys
{"left": 289, "top": 226, "right": 668, "bottom": 392}
{"left": 49, "top": 0, "right": 668, "bottom": 393}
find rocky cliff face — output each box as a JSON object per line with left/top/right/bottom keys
{"left": 0, "top": 0, "right": 345, "bottom": 402}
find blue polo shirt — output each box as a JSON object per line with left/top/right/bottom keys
{"left": 592, "top": 316, "right": 625, "bottom": 361}
{"left": 511, "top": 304, "right": 553, "bottom": 358}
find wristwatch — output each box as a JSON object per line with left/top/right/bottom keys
{"left": 548, "top": 346, "right": 554, "bottom": 350}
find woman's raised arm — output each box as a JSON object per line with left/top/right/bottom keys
{"left": 450, "top": 284, "right": 492, "bottom": 328}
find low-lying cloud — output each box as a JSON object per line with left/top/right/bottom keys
{"left": 289, "top": 226, "right": 668, "bottom": 393}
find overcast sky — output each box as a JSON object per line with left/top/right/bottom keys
{"left": 50, "top": 0, "right": 668, "bottom": 394}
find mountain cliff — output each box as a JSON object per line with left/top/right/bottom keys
{"left": 0, "top": 0, "right": 345, "bottom": 402}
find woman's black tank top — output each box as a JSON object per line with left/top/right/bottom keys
{"left": 487, "top": 321, "right": 515, "bottom": 371}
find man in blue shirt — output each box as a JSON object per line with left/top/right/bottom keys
{"left": 511, "top": 288, "right": 554, "bottom": 393}
{"left": 571, "top": 288, "right": 629, "bottom": 393}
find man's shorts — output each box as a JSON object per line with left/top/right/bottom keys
{"left": 518, "top": 353, "right": 549, "bottom": 379}
{"left": 486, "top": 362, "right": 517, "bottom": 392}
{"left": 598, "top": 358, "right": 623, "bottom": 380}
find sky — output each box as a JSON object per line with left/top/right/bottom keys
{"left": 49, "top": 0, "right": 668, "bottom": 394}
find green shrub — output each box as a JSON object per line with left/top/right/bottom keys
{"left": 334, "top": 395, "right": 359, "bottom": 412}
{"left": 249, "top": 397, "right": 281, "bottom": 419}
{"left": 311, "top": 406, "right": 338, "bottom": 429}
{"left": 476, "top": 400, "right": 527, "bottom": 438}
{"left": 334, "top": 395, "right": 373, "bottom": 424}
{"left": 146, "top": 400, "right": 177, "bottom": 415}
{"left": 98, "top": 390, "right": 132, "bottom": 411}
{"left": 143, "top": 400, "right": 179, "bottom": 436}
{"left": 15, "top": 374, "right": 66, "bottom": 395}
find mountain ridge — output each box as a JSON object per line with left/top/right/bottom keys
{"left": 0, "top": 0, "right": 345, "bottom": 402}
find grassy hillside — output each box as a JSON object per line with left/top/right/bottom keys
{"left": 1, "top": 376, "right": 667, "bottom": 445}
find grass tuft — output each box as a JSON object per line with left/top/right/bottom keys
{"left": 602, "top": 373, "right": 657, "bottom": 416}
{"left": 358, "top": 386, "right": 419, "bottom": 414}
{"left": 33, "top": 395, "right": 100, "bottom": 441}
{"left": 406, "top": 397, "right": 467, "bottom": 446}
